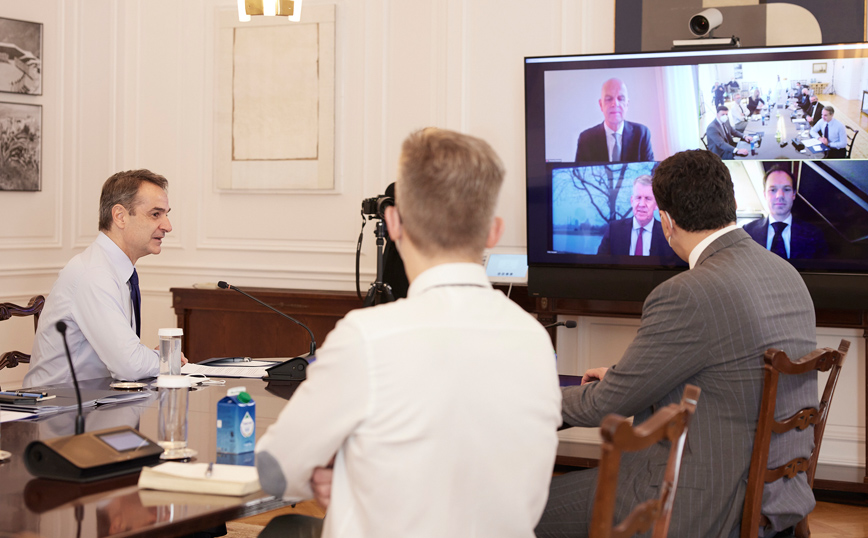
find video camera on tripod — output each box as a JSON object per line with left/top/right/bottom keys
{"left": 356, "top": 190, "right": 397, "bottom": 307}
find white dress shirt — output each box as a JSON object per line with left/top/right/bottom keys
{"left": 604, "top": 122, "right": 624, "bottom": 162}
{"left": 765, "top": 214, "right": 793, "bottom": 256}
{"left": 810, "top": 117, "right": 847, "bottom": 149}
{"left": 630, "top": 217, "right": 654, "bottom": 256}
{"left": 256, "top": 263, "right": 562, "bottom": 538}
{"left": 24, "top": 232, "right": 159, "bottom": 387}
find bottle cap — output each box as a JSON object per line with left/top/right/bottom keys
{"left": 158, "top": 328, "right": 184, "bottom": 337}
{"left": 156, "top": 375, "right": 192, "bottom": 388}
{"left": 237, "top": 392, "right": 252, "bottom": 403}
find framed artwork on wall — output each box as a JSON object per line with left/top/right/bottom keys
{"left": 813, "top": 62, "right": 827, "bottom": 74}
{"left": 0, "top": 102, "right": 41, "bottom": 191}
{"left": 0, "top": 17, "right": 42, "bottom": 95}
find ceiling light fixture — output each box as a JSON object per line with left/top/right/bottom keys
{"left": 237, "top": 0, "right": 303, "bottom": 22}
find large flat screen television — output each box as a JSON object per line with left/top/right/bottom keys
{"left": 525, "top": 43, "right": 868, "bottom": 309}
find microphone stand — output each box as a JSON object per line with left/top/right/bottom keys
{"left": 57, "top": 321, "right": 85, "bottom": 435}
{"left": 217, "top": 281, "right": 315, "bottom": 357}
{"left": 217, "top": 281, "right": 316, "bottom": 381}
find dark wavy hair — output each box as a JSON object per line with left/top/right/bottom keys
{"left": 652, "top": 150, "right": 736, "bottom": 232}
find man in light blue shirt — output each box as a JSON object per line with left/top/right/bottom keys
{"left": 809, "top": 105, "right": 847, "bottom": 158}
{"left": 24, "top": 170, "right": 174, "bottom": 387}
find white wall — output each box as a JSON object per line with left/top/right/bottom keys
{"left": 0, "top": 0, "right": 614, "bottom": 383}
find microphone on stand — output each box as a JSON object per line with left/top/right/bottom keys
{"left": 23, "top": 324, "right": 165, "bottom": 482}
{"left": 543, "top": 320, "right": 578, "bottom": 330}
{"left": 56, "top": 321, "right": 85, "bottom": 435}
{"left": 217, "top": 281, "right": 316, "bottom": 381}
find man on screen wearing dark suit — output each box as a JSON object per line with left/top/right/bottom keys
{"left": 574, "top": 78, "right": 654, "bottom": 163}
{"left": 743, "top": 167, "right": 828, "bottom": 260}
{"left": 596, "top": 175, "right": 668, "bottom": 257}
{"left": 805, "top": 95, "right": 824, "bottom": 126}
{"left": 536, "top": 150, "right": 818, "bottom": 538}
{"left": 798, "top": 87, "right": 812, "bottom": 113}
{"left": 706, "top": 106, "right": 753, "bottom": 159}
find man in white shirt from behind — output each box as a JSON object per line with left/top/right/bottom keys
{"left": 255, "top": 128, "right": 562, "bottom": 538}
{"left": 24, "top": 170, "right": 173, "bottom": 387}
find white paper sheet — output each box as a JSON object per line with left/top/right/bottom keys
{"left": 0, "top": 409, "right": 37, "bottom": 422}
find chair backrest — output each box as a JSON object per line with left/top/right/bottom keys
{"left": 740, "top": 339, "right": 850, "bottom": 538}
{"left": 0, "top": 295, "right": 45, "bottom": 372}
{"left": 845, "top": 126, "right": 858, "bottom": 158}
{"left": 590, "top": 384, "right": 701, "bottom": 538}
{"left": 700, "top": 133, "right": 708, "bottom": 149}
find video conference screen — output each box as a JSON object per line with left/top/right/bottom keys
{"left": 525, "top": 43, "right": 868, "bottom": 274}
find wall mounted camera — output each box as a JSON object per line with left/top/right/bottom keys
{"left": 673, "top": 8, "right": 739, "bottom": 50}
{"left": 689, "top": 8, "right": 723, "bottom": 38}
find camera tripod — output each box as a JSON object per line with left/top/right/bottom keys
{"left": 362, "top": 219, "right": 395, "bottom": 307}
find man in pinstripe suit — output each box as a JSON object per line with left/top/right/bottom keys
{"left": 536, "top": 150, "right": 818, "bottom": 538}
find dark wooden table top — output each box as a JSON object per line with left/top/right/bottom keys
{"left": 0, "top": 377, "right": 300, "bottom": 538}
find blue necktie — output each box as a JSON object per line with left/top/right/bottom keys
{"left": 770, "top": 221, "right": 788, "bottom": 259}
{"left": 129, "top": 268, "right": 141, "bottom": 337}
{"left": 824, "top": 124, "right": 829, "bottom": 141}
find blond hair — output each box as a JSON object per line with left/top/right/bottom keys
{"left": 396, "top": 128, "right": 505, "bottom": 257}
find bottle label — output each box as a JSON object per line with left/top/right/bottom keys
{"left": 240, "top": 412, "right": 255, "bottom": 438}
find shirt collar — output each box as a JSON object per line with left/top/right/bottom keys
{"left": 632, "top": 217, "right": 653, "bottom": 232}
{"left": 603, "top": 122, "right": 624, "bottom": 137}
{"left": 688, "top": 224, "right": 740, "bottom": 269}
{"left": 769, "top": 214, "right": 793, "bottom": 226}
{"left": 94, "top": 231, "right": 136, "bottom": 283}
{"left": 408, "top": 263, "right": 492, "bottom": 298}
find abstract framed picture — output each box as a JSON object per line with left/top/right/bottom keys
{"left": 0, "top": 17, "right": 41, "bottom": 95}
{"left": 0, "top": 102, "right": 41, "bottom": 191}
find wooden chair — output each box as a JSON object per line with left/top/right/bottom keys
{"left": 741, "top": 339, "right": 850, "bottom": 538}
{"left": 0, "top": 295, "right": 45, "bottom": 373}
{"left": 845, "top": 125, "right": 859, "bottom": 158}
{"left": 589, "top": 384, "right": 701, "bottom": 538}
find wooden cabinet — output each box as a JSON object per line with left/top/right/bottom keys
{"left": 171, "top": 287, "right": 363, "bottom": 362}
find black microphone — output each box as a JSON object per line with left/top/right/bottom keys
{"left": 217, "top": 281, "right": 316, "bottom": 358}
{"left": 544, "top": 320, "right": 578, "bottom": 330}
{"left": 56, "top": 321, "right": 85, "bottom": 435}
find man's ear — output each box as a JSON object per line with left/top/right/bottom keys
{"left": 485, "top": 217, "right": 505, "bottom": 249}
{"left": 660, "top": 211, "right": 674, "bottom": 236}
{"left": 384, "top": 205, "right": 402, "bottom": 243}
{"left": 112, "top": 204, "right": 127, "bottom": 230}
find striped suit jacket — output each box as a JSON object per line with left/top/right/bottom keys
{"left": 559, "top": 228, "right": 818, "bottom": 537}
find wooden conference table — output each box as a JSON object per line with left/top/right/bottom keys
{"left": 0, "top": 377, "right": 301, "bottom": 538}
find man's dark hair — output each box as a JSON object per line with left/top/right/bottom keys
{"left": 716, "top": 106, "right": 728, "bottom": 113}
{"left": 652, "top": 150, "right": 736, "bottom": 232}
{"left": 98, "top": 169, "right": 168, "bottom": 232}
{"left": 762, "top": 165, "right": 794, "bottom": 189}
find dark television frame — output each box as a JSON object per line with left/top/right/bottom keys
{"left": 524, "top": 43, "right": 868, "bottom": 309}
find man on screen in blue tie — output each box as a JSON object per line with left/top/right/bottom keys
{"left": 24, "top": 170, "right": 173, "bottom": 387}
{"left": 809, "top": 105, "right": 847, "bottom": 158}
{"left": 743, "top": 167, "right": 828, "bottom": 260}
